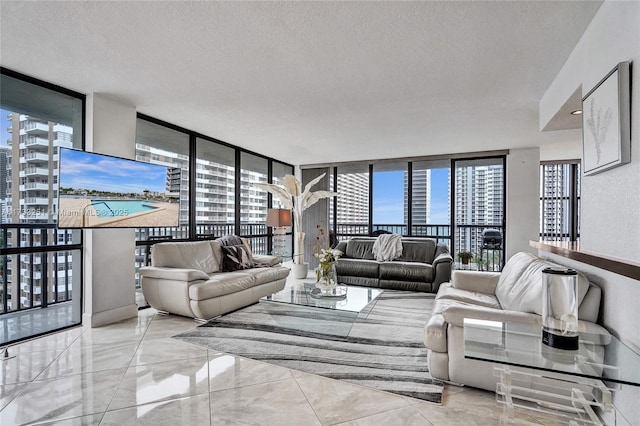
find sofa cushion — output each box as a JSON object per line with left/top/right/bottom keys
{"left": 221, "top": 244, "right": 255, "bottom": 271}
{"left": 436, "top": 284, "right": 501, "bottom": 309}
{"left": 345, "top": 239, "right": 375, "bottom": 260}
{"left": 151, "top": 240, "right": 219, "bottom": 274}
{"left": 241, "top": 266, "right": 290, "bottom": 285}
{"left": 189, "top": 272, "right": 255, "bottom": 300}
{"left": 336, "top": 258, "right": 379, "bottom": 278}
{"left": 379, "top": 261, "right": 432, "bottom": 282}
{"left": 251, "top": 254, "right": 282, "bottom": 267}
{"left": 494, "top": 252, "right": 536, "bottom": 307}
{"left": 396, "top": 239, "right": 436, "bottom": 264}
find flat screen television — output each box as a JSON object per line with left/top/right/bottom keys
{"left": 57, "top": 148, "right": 181, "bottom": 228}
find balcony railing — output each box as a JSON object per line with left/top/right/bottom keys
{"left": 1, "top": 224, "right": 79, "bottom": 315}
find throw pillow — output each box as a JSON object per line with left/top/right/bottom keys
{"left": 221, "top": 244, "right": 255, "bottom": 271}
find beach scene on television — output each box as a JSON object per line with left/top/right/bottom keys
{"left": 57, "top": 148, "right": 181, "bottom": 228}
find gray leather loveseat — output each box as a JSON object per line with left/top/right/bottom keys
{"left": 334, "top": 237, "right": 452, "bottom": 292}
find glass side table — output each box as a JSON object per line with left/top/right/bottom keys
{"left": 463, "top": 318, "right": 640, "bottom": 425}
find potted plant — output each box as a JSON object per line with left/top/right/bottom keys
{"left": 458, "top": 251, "right": 474, "bottom": 265}
{"left": 253, "top": 174, "right": 336, "bottom": 278}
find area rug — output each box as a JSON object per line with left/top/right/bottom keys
{"left": 173, "top": 290, "right": 444, "bottom": 403}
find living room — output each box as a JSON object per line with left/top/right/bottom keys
{"left": 1, "top": 1, "right": 639, "bottom": 425}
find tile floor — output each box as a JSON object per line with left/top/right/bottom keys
{"left": 0, "top": 308, "right": 564, "bottom": 425}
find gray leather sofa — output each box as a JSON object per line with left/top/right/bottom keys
{"left": 334, "top": 237, "right": 452, "bottom": 292}
{"left": 424, "top": 252, "right": 608, "bottom": 391}
{"left": 140, "top": 239, "right": 289, "bottom": 320}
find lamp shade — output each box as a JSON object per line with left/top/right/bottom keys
{"left": 266, "top": 208, "right": 292, "bottom": 227}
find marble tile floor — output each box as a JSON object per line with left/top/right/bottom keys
{"left": 0, "top": 309, "right": 565, "bottom": 426}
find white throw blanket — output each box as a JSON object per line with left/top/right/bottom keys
{"left": 372, "top": 234, "right": 403, "bottom": 261}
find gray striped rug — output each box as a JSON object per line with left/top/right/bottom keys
{"left": 173, "top": 290, "right": 444, "bottom": 403}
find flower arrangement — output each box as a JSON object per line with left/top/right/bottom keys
{"left": 313, "top": 226, "right": 342, "bottom": 285}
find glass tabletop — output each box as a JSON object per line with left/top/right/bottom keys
{"left": 260, "top": 281, "right": 383, "bottom": 314}
{"left": 463, "top": 318, "right": 640, "bottom": 387}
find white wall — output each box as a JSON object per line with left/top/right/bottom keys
{"left": 83, "top": 94, "right": 138, "bottom": 327}
{"left": 540, "top": 0, "right": 640, "bottom": 263}
{"left": 539, "top": 135, "right": 582, "bottom": 162}
{"left": 505, "top": 148, "right": 539, "bottom": 259}
{"left": 540, "top": 2, "right": 640, "bottom": 423}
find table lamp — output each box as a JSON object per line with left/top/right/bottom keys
{"left": 266, "top": 208, "right": 292, "bottom": 257}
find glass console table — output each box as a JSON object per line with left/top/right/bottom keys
{"left": 463, "top": 318, "right": 640, "bottom": 425}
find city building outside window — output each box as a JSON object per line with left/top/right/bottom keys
{"left": 539, "top": 161, "right": 580, "bottom": 242}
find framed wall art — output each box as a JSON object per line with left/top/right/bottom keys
{"left": 582, "top": 61, "right": 631, "bottom": 176}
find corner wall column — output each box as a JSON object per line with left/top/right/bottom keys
{"left": 83, "top": 94, "right": 138, "bottom": 327}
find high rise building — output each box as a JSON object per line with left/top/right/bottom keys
{"left": 454, "top": 164, "right": 504, "bottom": 255}
{"left": 329, "top": 173, "right": 369, "bottom": 234}
{"left": 3, "top": 113, "right": 74, "bottom": 311}
{"left": 539, "top": 163, "right": 580, "bottom": 241}
{"left": 0, "top": 145, "right": 10, "bottom": 221}
{"left": 135, "top": 144, "right": 267, "bottom": 226}
{"left": 405, "top": 169, "right": 431, "bottom": 225}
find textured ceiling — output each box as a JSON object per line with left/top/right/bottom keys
{"left": 0, "top": 1, "right": 601, "bottom": 166}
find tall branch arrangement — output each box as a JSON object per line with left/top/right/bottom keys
{"left": 253, "top": 173, "right": 336, "bottom": 264}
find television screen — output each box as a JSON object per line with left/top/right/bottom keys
{"left": 57, "top": 148, "right": 181, "bottom": 228}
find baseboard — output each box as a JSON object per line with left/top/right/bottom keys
{"left": 84, "top": 304, "right": 138, "bottom": 328}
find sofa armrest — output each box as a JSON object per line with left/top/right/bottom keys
{"left": 440, "top": 304, "right": 610, "bottom": 344}
{"left": 433, "top": 252, "right": 453, "bottom": 266}
{"left": 442, "top": 304, "right": 541, "bottom": 328}
{"left": 139, "top": 266, "right": 209, "bottom": 282}
{"left": 432, "top": 252, "right": 453, "bottom": 290}
{"left": 334, "top": 241, "right": 348, "bottom": 255}
{"left": 252, "top": 254, "right": 282, "bottom": 267}
{"left": 451, "top": 270, "right": 501, "bottom": 294}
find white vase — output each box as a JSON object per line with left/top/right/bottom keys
{"left": 291, "top": 262, "right": 309, "bottom": 279}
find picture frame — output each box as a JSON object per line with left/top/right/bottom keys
{"left": 582, "top": 61, "right": 631, "bottom": 176}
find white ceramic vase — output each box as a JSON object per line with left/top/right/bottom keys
{"left": 291, "top": 262, "right": 309, "bottom": 279}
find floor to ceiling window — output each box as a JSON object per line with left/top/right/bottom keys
{"left": 372, "top": 162, "right": 407, "bottom": 235}
{"left": 412, "top": 160, "right": 451, "bottom": 245}
{"left": 195, "top": 137, "right": 236, "bottom": 238}
{"left": 333, "top": 165, "right": 369, "bottom": 238}
{"left": 539, "top": 161, "right": 580, "bottom": 242}
{"left": 453, "top": 157, "right": 505, "bottom": 271}
{"left": 271, "top": 161, "right": 294, "bottom": 253}
{"left": 1, "top": 69, "right": 84, "bottom": 345}
{"left": 240, "top": 153, "right": 269, "bottom": 254}
{"left": 133, "top": 118, "right": 190, "bottom": 307}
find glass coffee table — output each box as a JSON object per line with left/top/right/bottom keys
{"left": 259, "top": 281, "right": 384, "bottom": 336}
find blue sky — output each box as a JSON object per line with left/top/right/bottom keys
{"left": 373, "top": 169, "right": 450, "bottom": 224}
{"left": 59, "top": 148, "right": 169, "bottom": 194}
